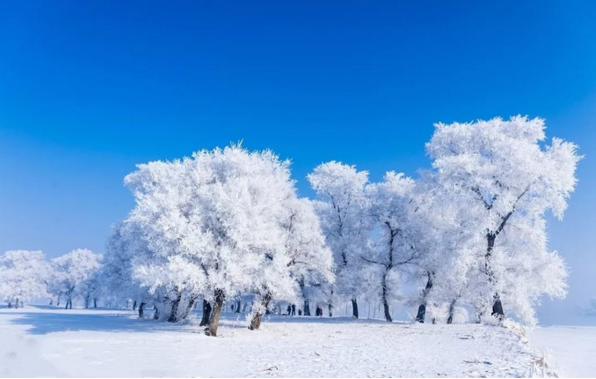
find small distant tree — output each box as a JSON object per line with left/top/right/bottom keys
{"left": 0, "top": 250, "right": 50, "bottom": 308}
{"left": 51, "top": 249, "right": 102, "bottom": 309}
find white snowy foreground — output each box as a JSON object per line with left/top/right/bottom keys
{"left": 531, "top": 325, "right": 596, "bottom": 378}
{"left": 0, "top": 307, "right": 560, "bottom": 378}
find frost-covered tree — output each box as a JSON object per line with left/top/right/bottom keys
{"left": 426, "top": 116, "right": 580, "bottom": 324}
{"left": 0, "top": 250, "right": 49, "bottom": 308}
{"left": 407, "top": 172, "right": 478, "bottom": 324}
{"left": 308, "top": 162, "right": 371, "bottom": 319}
{"left": 123, "top": 158, "right": 208, "bottom": 323}
{"left": 248, "top": 197, "right": 334, "bottom": 330}
{"left": 124, "top": 144, "right": 327, "bottom": 336}
{"left": 365, "top": 172, "right": 420, "bottom": 322}
{"left": 102, "top": 222, "right": 155, "bottom": 317}
{"left": 51, "top": 249, "right": 103, "bottom": 309}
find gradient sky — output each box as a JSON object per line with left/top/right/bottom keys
{"left": 1, "top": 1, "right": 595, "bottom": 323}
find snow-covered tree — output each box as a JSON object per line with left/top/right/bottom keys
{"left": 0, "top": 250, "right": 49, "bottom": 308}
{"left": 426, "top": 116, "right": 580, "bottom": 324}
{"left": 365, "top": 172, "right": 420, "bottom": 322}
{"left": 51, "top": 249, "right": 103, "bottom": 309}
{"left": 124, "top": 144, "right": 331, "bottom": 336}
{"left": 248, "top": 197, "right": 335, "bottom": 330}
{"left": 102, "top": 221, "right": 155, "bottom": 317}
{"left": 308, "top": 162, "right": 372, "bottom": 319}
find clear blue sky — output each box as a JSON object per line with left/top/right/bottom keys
{"left": 1, "top": 1, "right": 595, "bottom": 322}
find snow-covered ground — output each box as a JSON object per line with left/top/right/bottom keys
{"left": 0, "top": 307, "right": 553, "bottom": 378}
{"left": 530, "top": 325, "right": 596, "bottom": 378}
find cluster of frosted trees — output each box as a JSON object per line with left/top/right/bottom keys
{"left": 100, "top": 116, "right": 579, "bottom": 335}
{"left": 0, "top": 249, "right": 102, "bottom": 309}
{"left": 1, "top": 117, "right": 581, "bottom": 337}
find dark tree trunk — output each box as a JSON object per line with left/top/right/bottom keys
{"left": 167, "top": 291, "right": 183, "bottom": 323}
{"left": 138, "top": 302, "right": 146, "bottom": 318}
{"left": 383, "top": 280, "right": 393, "bottom": 322}
{"left": 133, "top": 300, "right": 137, "bottom": 311}
{"left": 328, "top": 303, "right": 333, "bottom": 318}
{"left": 205, "top": 290, "right": 225, "bottom": 337}
{"left": 381, "top": 272, "right": 392, "bottom": 322}
{"left": 447, "top": 299, "right": 457, "bottom": 324}
{"left": 153, "top": 307, "right": 159, "bottom": 320}
{"left": 486, "top": 233, "right": 505, "bottom": 320}
{"left": 85, "top": 295, "right": 90, "bottom": 309}
{"left": 303, "top": 300, "right": 311, "bottom": 316}
{"left": 351, "top": 298, "right": 358, "bottom": 319}
{"left": 236, "top": 300, "right": 241, "bottom": 314}
{"left": 200, "top": 300, "right": 212, "bottom": 327}
{"left": 94, "top": 298, "right": 97, "bottom": 308}
{"left": 416, "top": 271, "right": 434, "bottom": 323}
{"left": 249, "top": 293, "right": 272, "bottom": 331}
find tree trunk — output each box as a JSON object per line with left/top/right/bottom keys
{"left": 205, "top": 290, "right": 225, "bottom": 337}
{"left": 303, "top": 300, "right": 311, "bottom": 316}
{"left": 381, "top": 272, "right": 392, "bottom": 322}
{"left": 249, "top": 293, "right": 272, "bottom": 331}
{"left": 167, "top": 291, "right": 183, "bottom": 323}
{"left": 416, "top": 272, "right": 434, "bottom": 323}
{"left": 351, "top": 298, "right": 359, "bottom": 319}
{"left": 133, "top": 300, "right": 137, "bottom": 311}
{"left": 492, "top": 293, "right": 504, "bottom": 320}
{"left": 200, "top": 300, "right": 212, "bottom": 327}
{"left": 486, "top": 233, "right": 505, "bottom": 320}
{"left": 447, "top": 299, "right": 457, "bottom": 324}
{"left": 236, "top": 300, "right": 241, "bottom": 314}
{"left": 153, "top": 307, "right": 159, "bottom": 320}
{"left": 180, "top": 295, "right": 198, "bottom": 321}
{"left": 94, "top": 298, "right": 97, "bottom": 308}
{"left": 85, "top": 295, "right": 90, "bottom": 309}
{"left": 138, "top": 302, "right": 146, "bottom": 318}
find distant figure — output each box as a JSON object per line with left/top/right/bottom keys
{"left": 298, "top": 309, "right": 303, "bottom": 316}
{"left": 287, "top": 305, "right": 292, "bottom": 315}
{"left": 291, "top": 304, "right": 296, "bottom": 316}
{"left": 316, "top": 306, "right": 323, "bottom": 317}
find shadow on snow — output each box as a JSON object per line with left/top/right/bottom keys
{"left": 6, "top": 306, "right": 406, "bottom": 336}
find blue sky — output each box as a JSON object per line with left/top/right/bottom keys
{"left": 1, "top": 1, "right": 595, "bottom": 321}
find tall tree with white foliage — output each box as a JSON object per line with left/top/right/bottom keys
{"left": 0, "top": 250, "right": 50, "bottom": 308}
{"left": 51, "top": 249, "right": 103, "bottom": 309}
{"left": 308, "top": 162, "right": 372, "bottom": 319}
{"left": 365, "top": 172, "right": 421, "bottom": 322}
{"left": 123, "top": 158, "right": 208, "bottom": 323}
{"left": 248, "top": 197, "right": 335, "bottom": 330}
{"left": 426, "top": 116, "right": 580, "bottom": 324}
{"left": 124, "top": 144, "right": 328, "bottom": 336}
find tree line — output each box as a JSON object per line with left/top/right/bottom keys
{"left": 0, "top": 116, "right": 581, "bottom": 337}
